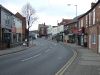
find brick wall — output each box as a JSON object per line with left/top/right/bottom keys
{"left": 89, "top": 26, "right": 98, "bottom": 53}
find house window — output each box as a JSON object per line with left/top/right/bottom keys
{"left": 89, "top": 13, "right": 91, "bottom": 26}
{"left": 93, "top": 9, "right": 95, "bottom": 25}
{"left": 86, "top": 15, "right": 88, "bottom": 27}
{"left": 86, "top": 15, "right": 87, "bottom": 24}
{"left": 91, "top": 34, "right": 96, "bottom": 44}
{"left": 5, "top": 14, "right": 10, "bottom": 26}
{"left": 81, "top": 19, "right": 83, "bottom": 27}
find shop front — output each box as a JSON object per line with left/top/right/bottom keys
{"left": 2, "top": 28, "right": 11, "bottom": 49}
{"left": 68, "top": 33, "right": 75, "bottom": 43}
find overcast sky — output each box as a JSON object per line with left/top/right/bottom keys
{"left": 0, "top": 0, "right": 97, "bottom": 30}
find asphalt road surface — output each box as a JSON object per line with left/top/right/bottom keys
{"left": 0, "top": 38, "right": 74, "bottom": 75}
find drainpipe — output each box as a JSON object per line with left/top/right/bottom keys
{"left": 97, "top": 23, "right": 99, "bottom": 53}
{"left": 0, "top": 7, "right": 2, "bottom": 49}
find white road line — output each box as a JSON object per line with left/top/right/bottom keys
{"left": 21, "top": 53, "right": 41, "bottom": 62}
{"left": 55, "top": 49, "right": 77, "bottom": 75}
{"left": 33, "top": 53, "right": 41, "bottom": 58}
{"left": 45, "top": 49, "right": 50, "bottom": 53}
{"left": 21, "top": 57, "right": 33, "bottom": 61}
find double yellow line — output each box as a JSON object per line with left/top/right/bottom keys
{"left": 55, "top": 49, "right": 77, "bottom": 75}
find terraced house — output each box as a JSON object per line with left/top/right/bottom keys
{"left": 77, "top": 0, "right": 100, "bottom": 53}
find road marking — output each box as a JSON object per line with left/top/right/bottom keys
{"left": 45, "top": 49, "right": 50, "bottom": 53}
{"left": 33, "top": 53, "right": 41, "bottom": 58}
{"left": 21, "top": 57, "right": 33, "bottom": 61}
{"left": 55, "top": 49, "right": 77, "bottom": 75}
{"left": 21, "top": 53, "right": 41, "bottom": 62}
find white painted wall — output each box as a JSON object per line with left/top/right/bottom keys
{"left": 51, "top": 25, "right": 64, "bottom": 36}
{"left": 58, "top": 25, "right": 64, "bottom": 33}
{"left": 52, "top": 27, "right": 58, "bottom": 35}
{"left": 14, "top": 16, "right": 22, "bottom": 42}
{"left": 14, "top": 17, "right": 22, "bottom": 34}
{"left": 47, "top": 25, "right": 52, "bottom": 35}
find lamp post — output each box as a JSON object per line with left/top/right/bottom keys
{"left": 75, "top": 5, "right": 77, "bottom": 17}
{"left": 67, "top": 4, "right": 78, "bottom": 44}
{"left": 67, "top": 4, "right": 78, "bottom": 17}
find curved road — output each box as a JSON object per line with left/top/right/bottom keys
{"left": 0, "top": 38, "right": 73, "bottom": 75}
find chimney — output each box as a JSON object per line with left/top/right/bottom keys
{"left": 44, "top": 22, "right": 45, "bottom": 26}
{"left": 91, "top": 2, "right": 96, "bottom": 8}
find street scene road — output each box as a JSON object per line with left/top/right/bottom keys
{"left": 0, "top": 38, "right": 74, "bottom": 75}
{"left": 1, "top": 1, "right": 100, "bottom": 75}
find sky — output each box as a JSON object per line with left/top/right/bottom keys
{"left": 0, "top": 0, "right": 97, "bottom": 30}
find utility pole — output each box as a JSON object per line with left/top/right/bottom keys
{"left": 67, "top": 4, "right": 78, "bottom": 17}
{"left": 67, "top": 4, "right": 78, "bottom": 44}
{"left": 75, "top": 5, "right": 77, "bottom": 17}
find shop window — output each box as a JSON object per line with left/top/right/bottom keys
{"left": 2, "top": 33, "right": 11, "bottom": 43}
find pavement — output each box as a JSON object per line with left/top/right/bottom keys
{"left": 0, "top": 41, "right": 35, "bottom": 56}
{"left": 63, "top": 43, "right": 100, "bottom": 75}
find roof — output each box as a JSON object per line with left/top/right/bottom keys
{"left": 52, "top": 26, "right": 58, "bottom": 28}
{"left": 15, "top": 12, "right": 26, "bottom": 19}
{"left": 59, "top": 19, "right": 72, "bottom": 25}
{"left": 78, "top": 0, "right": 100, "bottom": 19}
{"left": 65, "top": 14, "right": 83, "bottom": 25}
{"left": 15, "top": 12, "right": 23, "bottom": 17}
{"left": 0, "top": 5, "right": 14, "bottom": 15}
{"left": 38, "top": 24, "right": 49, "bottom": 28}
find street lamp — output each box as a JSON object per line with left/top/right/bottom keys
{"left": 67, "top": 4, "right": 78, "bottom": 17}
{"left": 75, "top": 5, "right": 77, "bottom": 17}
{"left": 67, "top": 4, "right": 78, "bottom": 44}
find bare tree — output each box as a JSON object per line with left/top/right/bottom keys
{"left": 22, "top": 3, "right": 38, "bottom": 46}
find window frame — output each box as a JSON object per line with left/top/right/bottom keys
{"left": 91, "top": 34, "right": 96, "bottom": 44}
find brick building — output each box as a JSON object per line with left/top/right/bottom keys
{"left": 78, "top": 0, "right": 100, "bottom": 53}
{"left": 38, "top": 23, "right": 48, "bottom": 37}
